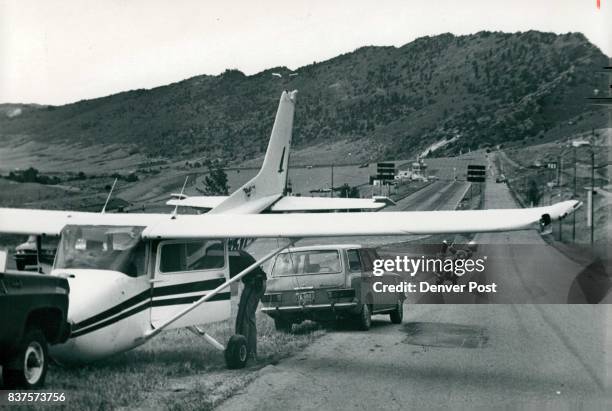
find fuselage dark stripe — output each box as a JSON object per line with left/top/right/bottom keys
{"left": 71, "top": 300, "right": 151, "bottom": 338}
{"left": 73, "top": 289, "right": 151, "bottom": 331}
{"left": 70, "top": 292, "right": 231, "bottom": 338}
{"left": 73, "top": 278, "right": 227, "bottom": 332}
{"left": 153, "top": 278, "right": 225, "bottom": 297}
{"left": 152, "top": 292, "right": 231, "bottom": 307}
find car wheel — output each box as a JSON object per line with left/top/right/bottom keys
{"left": 3, "top": 328, "right": 48, "bottom": 388}
{"left": 356, "top": 303, "right": 371, "bottom": 331}
{"left": 390, "top": 299, "right": 404, "bottom": 324}
{"left": 224, "top": 334, "right": 248, "bottom": 369}
{"left": 274, "top": 318, "right": 293, "bottom": 333}
{"left": 16, "top": 261, "right": 25, "bottom": 271}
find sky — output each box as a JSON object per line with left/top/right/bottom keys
{"left": 1, "top": 0, "right": 610, "bottom": 105}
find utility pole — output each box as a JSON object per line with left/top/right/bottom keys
{"left": 572, "top": 146, "right": 577, "bottom": 242}
{"left": 331, "top": 164, "right": 334, "bottom": 198}
{"left": 591, "top": 149, "right": 595, "bottom": 245}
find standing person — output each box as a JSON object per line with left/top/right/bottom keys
{"left": 230, "top": 250, "right": 267, "bottom": 361}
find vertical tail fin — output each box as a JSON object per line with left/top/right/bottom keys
{"left": 210, "top": 90, "right": 297, "bottom": 214}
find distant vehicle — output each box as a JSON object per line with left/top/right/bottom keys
{"left": 0, "top": 250, "right": 70, "bottom": 388}
{"left": 14, "top": 235, "right": 57, "bottom": 271}
{"left": 433, "top": 240, "right": 478, "bottom": 285}
{"left": 305, "top": 165, "right": 313, "bottom": 169}
{"left": 495, "top": 174, "right": 506, "bottom": 183}
{"left": 395, "top": 170, "right": 412, "bottom": 180}
{"left": 359, "top": 162, "right": 369, "bottom": 168}
{"left": 530, "top": 161, "right": 543, "bottom": 169}
{"left": 261, "top": 245, "right": 405, "bottom": 331}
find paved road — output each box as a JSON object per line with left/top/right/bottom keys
{"left": 391, "top": 180, "right": 469, "bottom": 212}
{"left": 218, "top": 162, "right": 611, "bottom": 410}
{"left": 219, "top": 304, "right": 609, "bottom": 410}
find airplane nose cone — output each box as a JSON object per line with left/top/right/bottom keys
{"left": 50, "top": 269, "right": 139, "bottom": 363}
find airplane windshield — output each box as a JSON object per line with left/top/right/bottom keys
{"left": 55, "top": 225, "right": 146, "bottom": 276}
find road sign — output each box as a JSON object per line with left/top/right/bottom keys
{"left": 546, "top": 162, "right": 558, "bottom": 170}
{"left": 376, "top": 162, "right": 396, "bottom": 181}
{"left": 467, "top": 164, "right": 486, "bottom": 183}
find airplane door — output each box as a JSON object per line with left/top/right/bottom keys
{"left": 150, "top": 239, "right": 231, "bottom": 330}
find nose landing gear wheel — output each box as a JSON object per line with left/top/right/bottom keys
{"left": 225, "top": 334, "right": 248, "bottom": 369}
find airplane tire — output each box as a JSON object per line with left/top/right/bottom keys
{"left": 3, "top": 328, "right": 48, "bottom": 388}
{"left": 356, "top": 303, "right": 371, "bottom": 331}
{"left": 225, "top": 335, "right": 248, "bottom": 369}
{"left": 390, "top": 300, "right": 403, "bottom": 324}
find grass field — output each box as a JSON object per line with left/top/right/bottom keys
{"left": 4, "top": 307, "right": 323, "bottom": 411}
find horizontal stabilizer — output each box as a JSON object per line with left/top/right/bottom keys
{"left": 270, "top": 196, "right": 388, "bottom": 212}
{"left": 167, "top": 196, "right": 227, "bottom": 210}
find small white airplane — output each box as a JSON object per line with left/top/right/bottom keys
{"left": 0, "top": 90, "right": 580, "bottom": 369}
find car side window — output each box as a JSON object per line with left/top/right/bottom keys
{"left": 347, "top": 250, "right": 362, "bottom": 272}
{"left": 359, "top": 249, "right": 374, "bottom": 272}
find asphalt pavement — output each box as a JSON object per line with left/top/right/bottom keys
{"left": 218, "top": 170, "right": 611, "bottom": 410}
{"left": 219, "top": 304, "right": 609, "bottom": 410}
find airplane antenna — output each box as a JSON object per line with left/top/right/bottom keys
{"left": 171, "top": 176, "right": 189, "bottom": 219}
{"left": 101, "top": 178, "right": 118, "bottom": 214}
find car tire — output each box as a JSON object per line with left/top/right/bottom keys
{"left": 3, "top": 328, "right": 48, "bottom": 389}
{"left": 16, "top": 261, "right": 25, "bottom": 271}
{"left": 224, "top": 334, "right": 248, "bottom": 369}
{"left": 356, "top": 303, "right": 371, "bottom": 331}
{"left": 274, "top": 318, "right": 293, "bottom": 333}
{"left": 390, "top": 299, "right": 403, "bottom": 324}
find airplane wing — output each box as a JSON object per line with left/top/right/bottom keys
{"left": 0, "top": 200, "right": 580, "bottom": 238}
{"left": 0, "top": 208, "right": 167, "bottom": 236}
{"left": 141, "top": 200, "right": 580, "bottom": 239}
{"left": 166, "top": 195, "right": 394, "bottom": 212}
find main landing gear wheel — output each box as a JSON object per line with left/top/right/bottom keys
{"left": 225, "top": 335, "right": 248, "bottom": 369}
{"left": 356, "top": 303, "right": 372, "bottom": 331}
{"left": 390, "top": 300, "right": 403, "bottom": 324}
{"left": 3, "top": 328, "right": 48, "bottom": 388}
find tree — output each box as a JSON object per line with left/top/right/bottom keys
{"left": 204, "top": 166, "right": 229, "bottom": 195}
{"left": 22, "top": 167, "right": 39, "bottom": 183}
{"left": 338, "top": 183, "right": 360, "bottom": 198}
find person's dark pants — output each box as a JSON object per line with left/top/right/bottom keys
{"left": 235, "top": 280, "right": 266, "bottom": 357}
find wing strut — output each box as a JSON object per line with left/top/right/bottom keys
{"left": 136, "top": 238, "right": 300, "bottom": 344}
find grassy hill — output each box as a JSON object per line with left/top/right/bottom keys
{"left": 0, "top": 31, "right": 608, "bottom": 168}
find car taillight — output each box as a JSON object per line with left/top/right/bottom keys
{"left": 327, "top": 289, "right": 355, "bottom": 299}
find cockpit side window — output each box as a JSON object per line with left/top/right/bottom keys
{"left": 159, "top": 240, "right": 225, "bottom": 274}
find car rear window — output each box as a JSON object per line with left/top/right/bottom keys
{"left": 271, "top": 250, "right": 342, "bottom": 276}
{"left": 347, "top": 249, "right": 362, "bottom": 272}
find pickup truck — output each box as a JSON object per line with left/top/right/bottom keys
{"left": 261, "top": 244, "right": 405, "bottom": 332}
{"left": 13, "top": 235, "right": 57, "bottom": 272}
{"left": 0, "top": 250, "right": 70, "bottom": 388}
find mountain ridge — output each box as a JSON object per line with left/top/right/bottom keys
{"left": 0, "top": 30, "right": 608, "bottom": 166}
